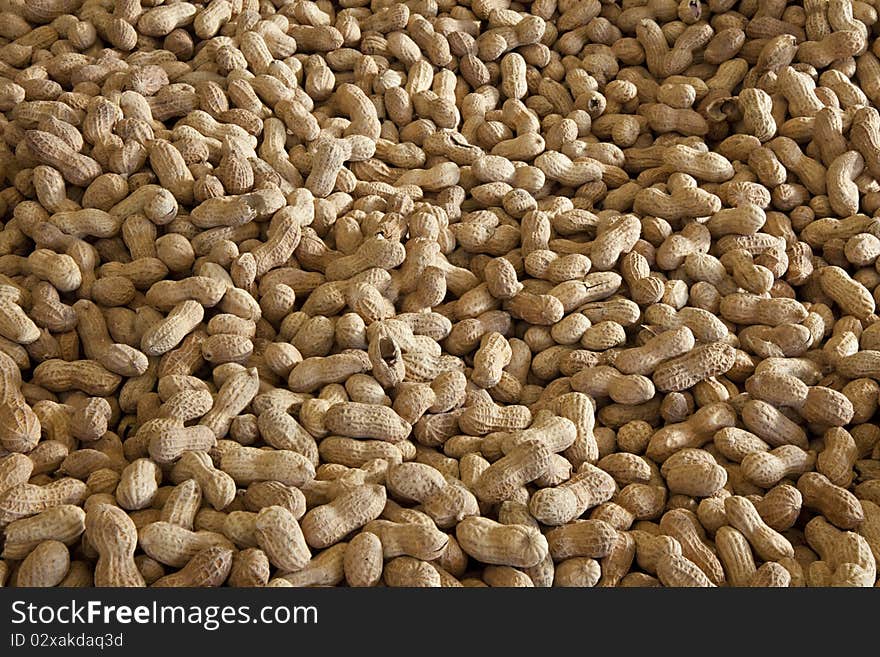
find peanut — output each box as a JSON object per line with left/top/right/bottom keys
{"left": 0, "top": 0, "right": 874, "bottom": 591}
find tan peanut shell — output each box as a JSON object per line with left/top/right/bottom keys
{"left": 0, "top": 0, "right": 876, "bottom": 591}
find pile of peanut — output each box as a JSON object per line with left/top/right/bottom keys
{"left": 0, "top": 0, "right": 879, "bottom": 589}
